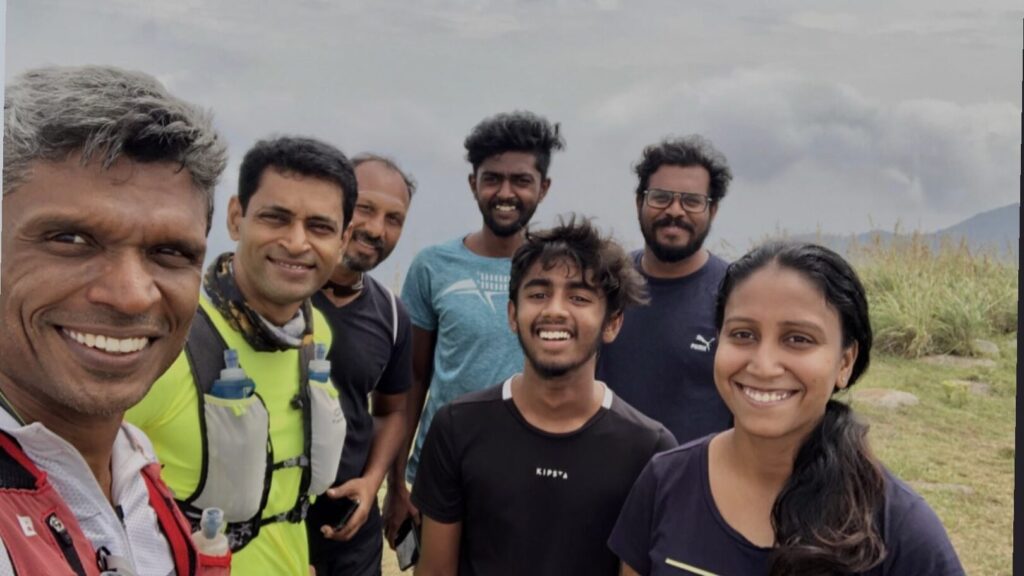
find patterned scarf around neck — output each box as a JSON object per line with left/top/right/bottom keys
{"left": 203, "top": 252, "right": 315, "bottom": 352}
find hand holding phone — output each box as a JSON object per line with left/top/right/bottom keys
{"left": 332, "top": 497, "right": 360, "bottom": 532}
{"left": 395, "top": 517, "right": 420, "bottom": 571}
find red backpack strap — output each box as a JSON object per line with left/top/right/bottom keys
{"left": 141, "top": 463, "right": 198, "bottom": 576}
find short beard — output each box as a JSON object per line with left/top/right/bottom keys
{"left": 343, "top": 231, "right": 385, "bottom": 272}
{"left": 342, "top": 252, "right": 376, "bottom": 273}
{"left": 641, "top": 216, "right": 710, "bottom": 263}
{"left": 479, "top": 200, "right": 537, "bottom": 238}
{"left": 517, "top": 330, "right": 602, "bottom": 380}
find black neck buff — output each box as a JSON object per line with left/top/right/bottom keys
{"left": 203, "top": 252, "right": 314, "bottom": 352}
{"left": 323, "top": 274, "right": 364, "bottom": 298}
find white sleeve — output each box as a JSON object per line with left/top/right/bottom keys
{"left": 0, "top": 537, "right": 15, "bottom": 576}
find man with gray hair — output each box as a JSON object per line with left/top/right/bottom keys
{"left": 0, "top": 65, "right": 227, "bottom": 575}
{"left": 307, "top": 154, "right": 416, "bottom": 576}
{"left": 596, "top": 135, "right": 734, "bottom": 445}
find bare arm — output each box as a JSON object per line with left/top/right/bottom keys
{"left": 414, "top": 516, "right": 462, "bottom": 576}
{"left": 620, "top": 563, "right": 641, "bottom": 576}
{"left": 384, "top": 326, "right": 437, "bottom": 545}
{"left": 319, "top": 390, "right": 407, "bottom": 541}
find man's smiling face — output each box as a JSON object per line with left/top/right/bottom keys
{"left": 228, "top": 167, "right": 347, "bottom": 322}
{"left": 0, "top": 155, "right": 208, "bottom": 417}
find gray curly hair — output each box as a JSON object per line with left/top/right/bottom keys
{"left": 3, "top": 65, "right": 228, "bottom": 232}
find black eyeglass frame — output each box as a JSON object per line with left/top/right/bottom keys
{"left": 642, "top": 189, "right": 714, "bottom": 213}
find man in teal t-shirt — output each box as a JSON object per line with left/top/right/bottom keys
{"left": 382, "top": 111, "right": 566, "bottom": 547}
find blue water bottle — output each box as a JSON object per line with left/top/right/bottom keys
{"left": 209, "top": 349, "right": 256, "bottom": 398}
{"left": 308, "top": 343, "right": 331, "bottom": 383}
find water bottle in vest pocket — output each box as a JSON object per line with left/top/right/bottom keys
{"left": 306, "top": 343, "right": 347, "bottom": 496}
{"left": 191, "top": 393, "right": 270, "bottom": 522}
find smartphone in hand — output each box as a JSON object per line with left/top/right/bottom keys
{"left": 332, "top": 497, "right": 359, "bottom": 532}
{"left": 395, "top": 517, "right": 420, "bottom": 570}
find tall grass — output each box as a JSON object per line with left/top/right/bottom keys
{"left": 850, "top": 233, "right": 1018, "bottom": 357}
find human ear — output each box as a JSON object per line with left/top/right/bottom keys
{"left": 227, "top": 196, "right": 243, "bottom": 242}
{"left": 601, "top": 311, "right": 624, "bottom": 344}
{"left": 507, "top": 299, "right": 519, "bottom": 334}
{"left": 836, "top": 341, "right": 859, "bottom": 390}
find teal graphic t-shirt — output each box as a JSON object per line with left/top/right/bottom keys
{"left": 401, "top": 237, "right": 525, "bottom": 482}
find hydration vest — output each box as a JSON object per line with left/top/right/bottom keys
{"left": 0, "top": 430, "right": 217, "bottom": 576}
{"left": 177, "top": 304, "right": 346, "bottom": 552}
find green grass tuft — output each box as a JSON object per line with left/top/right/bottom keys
{"left": 851, "top": 233, "right": 1017, "bottom": 358}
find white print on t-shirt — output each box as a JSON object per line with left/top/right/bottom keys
{"left": 689, "top": 334, "right": 716, "bottom": 353}
{"left": 536, "top": 467, "right": 569, "bottom": 480}
{"left": 438, "top": 272, "right": 511, "bottom": 313}
{"left": 665, "top": 557, "right": 720, "bottom": 575}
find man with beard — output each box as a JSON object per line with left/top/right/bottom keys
{"left": 383, "top": 112, "right": 564, "bottom": 546}
{"left": 306, "top": 154, "right": 416, "bottom": 576}
{"left": 412, "top": 217, "right": 676, "bottom": 576}
{"left": 596, "top": 135, "right": 734, "bottom": 445}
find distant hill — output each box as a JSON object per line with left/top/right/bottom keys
{"left": 790, "top": 203, "right": 1019, "bottom": 260}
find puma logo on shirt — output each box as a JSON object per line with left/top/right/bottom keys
{"left": 689, "top": 334, "right": 716, "bottom": 352}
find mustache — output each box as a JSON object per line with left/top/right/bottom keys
{"left": 489, "top": 198, "right": 523, "bottom": 210}
{"left": 653, "top": 215, "right": 694, "bottom": 233}
{"left": 351, "top": 230, "right": 384, "bottom": 251}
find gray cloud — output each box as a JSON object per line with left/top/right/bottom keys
{"left": 5, "top": 0, "right": 1020, "bottom": 276}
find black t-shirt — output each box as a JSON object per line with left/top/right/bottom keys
{"left": 609, "top": 436, "right": 966, "bottom": 575}
{"left": 307, "top": 275, "right": 413, "bottom": 561}
{"left": 596, "top": 251, "right": 732, "bottom": 445}
{"left": 412, "top": 378, "right": 677, "bottom": 576}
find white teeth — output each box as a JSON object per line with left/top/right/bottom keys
{"left": 741, "top": 386, "right": 794, "bottom": 404}
{"left": 495, "top": 204, "right": 517, "bottom": 212}
{"left": 276, "top": 261, "right": 310, "bottom": 270}
{"left": 64, "top": 329, "right": 148, "bottom": 354}
{"left": 539, "top": 330, "right": 571, "bottom": 341}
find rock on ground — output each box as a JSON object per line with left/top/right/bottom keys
{"left": 945, "top": 379, "right": 991, "bottom": 396}
{"left": 920, "top": 355, "right": 997, "bottom": 369}
{"left": 972, "top": 339, "right": 1000, "bottom": 358}
{"left": 853, "top": 388, "right": 920, "bottom": 409}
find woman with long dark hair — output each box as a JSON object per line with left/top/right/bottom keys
{"left": 608, "top": 241, "right": 964, "bottom": 575}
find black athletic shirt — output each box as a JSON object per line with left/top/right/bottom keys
{"left": 307, "top": 274, "right": 413, "bottom": 569}
{"left": 609, "top": 435, "right": 966, "bottom": 576}
{"left": 596, "top": 251, "right": 731, "bottom": 445}
{"left": 412, "top": 378, "right": 677, "bottom": 576}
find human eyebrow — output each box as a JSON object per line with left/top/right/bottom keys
{"left": 522, "top": 278, "right": 553, "bottom": 290}
{"left": 306, "top": 215, "right": 340, "bottom": 230}
{"left": 258, "top": 205, "right": 295, "bottom": 218}
{"left": 779, "top": 320, "right": 827, "bottom": 337}
{"left": 566, "top": 280, "right": 599, "bottom": 295}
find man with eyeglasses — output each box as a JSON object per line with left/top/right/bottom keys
{"left": 596, "top": 135, "right": 735, "bottom": 445}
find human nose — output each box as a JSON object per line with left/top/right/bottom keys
{"left": 539, "top": 292, "right": 569, "bottom": 319}
{"left": 87, "top": 251, "right": 161, "bottom": 315}
{"left": 280, "top": 222, "right": 311, "bottom": 254}
{"left": 495, "top": 176, "right": 516, "bottom": 198}
{"left": 361, "top": 213, "right": 384, "bottom": 239}
{"left": 663, "top": 194, "right": 689, "bottom": 217}
{"left": 746, "top": 341, "right": 786, "bottom": 379}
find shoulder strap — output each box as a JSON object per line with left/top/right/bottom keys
{"left": 292, "top": 339, "right": 316, "bottom": 515}
{"left": 385, "top": 285, "right": 399, "bottom": 346}
{"left": 184, "top": 306, "right": 229, "bottom": 394}
{"left": 182, "top": 306, "right": 228, "bottom": 507}
{"left": 0, "top": 431, "right": 42, "bottom": 490}
{"left": 141, "top": 464, "right": 199, "bottom": 576}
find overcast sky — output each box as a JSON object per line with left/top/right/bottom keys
{"left": 6, "top": 1, "right": 1021, "bottom": 281}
